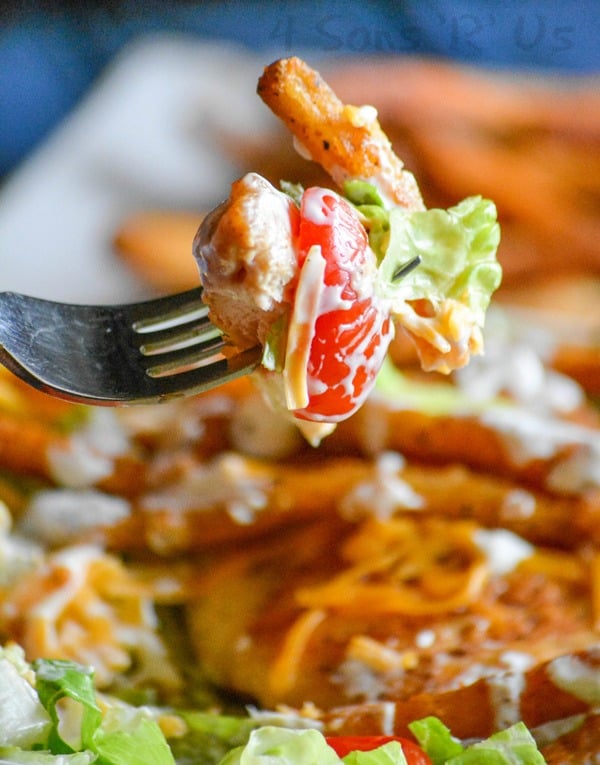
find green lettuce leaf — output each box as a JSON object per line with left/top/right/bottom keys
{"left": 447, "top": 722, "right": 547, "bottom": 764}
{"left": 33, "top": 659, "right": 102, "bottom": 754}
{"left": 93, "top": 707, "right": 175, "bottom": 765}
{"left": 342, "top": 741, "right": 407, "bottom": 765}
{"left": 32, "top": 659, "right": 175, "bottom": 765}
{"left": 343, "top": 180, "right": 390, "bottom": 260}
{"left": 408, "top": 717, "right": 464, "bottom": 765}
{"left": 218, "top": 727, "right": 341, "bottom": 765}
{"left": 409, "top": 717, "right": 547, "bottom": 765}
{"left": 0, "top": 749, "right": 95, "bottom": 765}
{"left": 378, "top": 197, "right": 502, "bottom": 326}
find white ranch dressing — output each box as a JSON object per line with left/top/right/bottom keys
{"left": 486, "top": 670, "right": 526, "bottom": 729}
{"left": 547, "top": 653, "right": 600, "bottom": 705}
{"left": 480, "top": 407, "right": 600, "bottom": 492}
{"left": 340, "top": 451, "right": 424, "bottom": 521}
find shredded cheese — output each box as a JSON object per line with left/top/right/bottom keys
{"left": 296, "top": 518, "right": 489, "bottom": 615}
{"left": 268, "top": 609, "right": 326, "bottom": 699}
{"left": 283, "top": 244, "right": 327, "bottom": 410}
{"left": 0, "top": 545, "right": 180, "bottom": 690}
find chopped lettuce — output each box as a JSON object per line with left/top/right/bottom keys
{"left": 218, "top": 727, "right": 341, "bottom": 765}
{"left": 34, "top": 659, "right": 102, "bottom": 754}
{"left": 0, "top": 647, "right": 50, "bottom": 748}
{"left": 407, "top": 717, "right": 464, "bottom": 764}
{"left": 341, "top": 741, "right": 408, "bottom": 765}
{"left": 214, "top": 722, "right": 547, "bottom": 765}
{"left": 378, "top": 197, "right": 502, "bottom": 326}
{"left": 345, "top": 180, "right": 502, "bottom": 330}
{"left": 409, "top": 717, "right": 547, "bottom": 765}
{"left": 1, "top": 657, "right": 175, "bottom": 765}
{"left": 0, "top": 651, "right": 548, "bottom": 765}
{"left": 0, "top": 749, "right": 95, "bottom": 765}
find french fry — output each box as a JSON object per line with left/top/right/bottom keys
{"left": 552, "top": 343, "right": 600, "bottom": 397}
{"left": 257, "top": 57, "right": 424, "bottom": 209}
{"left": 186, "top": 508, "right": 595, "bottom": 711}
{"left": 333, "top": 400, "right": 600, "bottom": 496}
{"left": 113, "top": 210, "right": 202, "bottom": 292}
{"left": 319, "top": 648, "right": 599, "bottom": 740}
{"left": 97, "top": 453, "right": 599, "bottom": 556}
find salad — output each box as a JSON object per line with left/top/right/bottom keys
{"left": 0, "top": 647, "right": 547, "bottom": 765}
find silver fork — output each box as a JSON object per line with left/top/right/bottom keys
{"left": 0, "top": 255, "right": 421, "bottom": 406}
{"left": 0, "top": 287, "right": 262, "bottom": 405}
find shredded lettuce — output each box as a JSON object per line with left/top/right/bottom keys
{"left": 218, "top": 727, "right": 341, "bottom": 765}
{"left": 262, "top": 310, "right": 290, "bottom": 372}
{"left": 213, "top": 721, "right": 548, "bottom": 765}
{"left": 33, "top": 659, "right": 102, "bottom": 754}
{"left": 345, "top": 180, "right": 502, "bottom": 329}
{"left": 409, "top": 717, "right": 547, "bottom": 765}
{"left": 92, "top": 707, "right": 175, "bottom": 765}
{"left": 279, "top": 180, "right": 305, "bottom": 206}
{"left": 341, "top": 741, "right": 408, "bottom": 765}
{"left": 379, "top": 197, "right": 502, "bottom": 326}
{"left": 0, "top": 648, "right": 50, "bottom": 748}
{"left": 170, "top": 712, "right": 263, "bottom": 765}
{"left": 0, "top": 651, "right": 548, "bottom": 765}
{"left": 343, "top": 180, "right": 390, "bottom": 260}
{"left": 407, "top": 717, "right": 464, "bottom": 764}
{"left": 0, "top": 658, "right": 176, "bottom": 765}
{"left": 0, "top": 749, "right": 95, "bottom": 765}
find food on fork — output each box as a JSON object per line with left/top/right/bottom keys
{"left": 194, "top": 57, "right": 502, "bottom": 443}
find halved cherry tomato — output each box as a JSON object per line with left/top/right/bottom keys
{"left": 288, "top": 187, "right": 393, "bottom": 422}
{"left": 326, "top": 735, "right": 431, "bottom": 765}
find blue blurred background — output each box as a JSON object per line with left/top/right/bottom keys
{"left": 1, "top": 0, "right": 599, "bottom": 179}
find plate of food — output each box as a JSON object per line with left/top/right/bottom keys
{"left": 0, "top": 38, "right": 599, "bottom": 765}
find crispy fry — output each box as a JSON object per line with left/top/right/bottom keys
{"left": 552, "top": 343, "right": 600, "bottom": 397}
{"left": 186, "top": 511, "right": 595, "bottom": 710}
{"left": 113, "top": 210, "right": 202, "bottom": 292}
{"left": 332, "top": 400, "right": 600, "bottom": 496}
{"left": 319, "top": 649, "right": 600, "bottom": 741}
{"left": 409, "top": 126, "right": 600, "bottom": 279}
{"left": 250, "top": 58, "right": 600, "bottom": 286}
{"left": 257, "top": 57, "right": 424, "bottom": 209}
{"left": 0, "top": 413, "right": 65, "bottom": 481}
{"left": 98, "top": 452, "right": 600, "bottom": 556}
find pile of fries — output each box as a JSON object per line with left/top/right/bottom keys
{"left": 0, "top": 56, "right": 599, "bottom": 763}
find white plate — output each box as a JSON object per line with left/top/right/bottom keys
{"left": 0, "top": 37, "right": 274, "bottom": 303}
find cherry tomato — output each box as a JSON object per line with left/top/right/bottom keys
{"left": 289, "top": 187, "right": 393, "bottom": 422}
{"left": 326, "top": 736, "right": 431, "bottom": 765}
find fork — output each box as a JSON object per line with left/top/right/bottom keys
{"left": 0, "top": 255, "right": 421, "bottom": 406}
{"left": 0, "top": 287, "right": 262, "bottom": 405}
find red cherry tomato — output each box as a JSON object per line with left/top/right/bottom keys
{"left": 290, "top": 187, "right": 393, "bottom": 422}
{"left": 326, "top": 735, "right": 431, "bottom": 765}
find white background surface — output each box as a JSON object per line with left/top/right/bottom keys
{"left": 0, "top": 38, "right": 276, "bottom": 303}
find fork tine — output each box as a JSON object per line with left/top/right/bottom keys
{"left": 0, "top": 287, "right": 262, "bottom": 405}
{"left": 136, "top": 346, "right": 263, "bottom": 399}
{"left": 122, "top": 286, "right": 206, "bottom": 326}
{"left": 142, "top": 335, "right": 229, "bottom": 377}
{"left": 137, "top": 314, "right": 221, "bottom": 356}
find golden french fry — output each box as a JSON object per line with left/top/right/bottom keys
{"left": 319, "top": 649, "right": 599, "bottom": 741}
{"left": 99, "top": 451, "right": 599, "bottom": 556}
{"left": 186, "top": 509, "right": 594, "bottom": 710}
{"left": 257, "top": 57, "right": 424, "bottom": 209}
{"left": 113, "top": 210, "right": 202, "bottom": 292}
